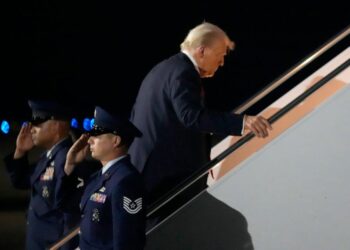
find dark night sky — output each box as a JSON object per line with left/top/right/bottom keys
{"left": 2, "top": 0, "right": 349, "bottom": 123}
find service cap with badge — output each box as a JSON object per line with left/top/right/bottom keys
{"left": 89, "top": 106, "right": 142, "bottom": 141}
{"left": 28, "top": 99, "right": 72, "bottom": 125}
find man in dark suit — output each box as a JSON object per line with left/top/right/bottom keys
{"left": 62, "top": 106, "right": 146, "bottom": 250}
{"left": 3, "top": 100, "right": 84, "bottom": 250}
{"left": 129, "top": 22, "right": 272, "bottom": 220}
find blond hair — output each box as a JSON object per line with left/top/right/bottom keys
{"left": 180, "top": 22, "right": 234, "bottom": 51}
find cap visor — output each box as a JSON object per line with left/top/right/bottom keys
{"left": 30, "top": 117, "right": 49, "bottom": 126}
{"left": 88, "top": 128, "right": 105, "bottom": 136}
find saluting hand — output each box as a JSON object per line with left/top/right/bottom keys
{"left": 244, "top": 115, "right": 272, "bottom": 138}
{"left": 14, "top": 123, "right": 34, "bottom": 159}
{"left": 65, "top": 134, "right": 90, "bottom": 175}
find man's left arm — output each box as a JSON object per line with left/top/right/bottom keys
{"left": 112, "top": 174, "right": 146, "bottom": 250}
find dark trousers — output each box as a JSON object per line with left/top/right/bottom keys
{"left": 146, "top": 174, "right": 208, "bottom": 231}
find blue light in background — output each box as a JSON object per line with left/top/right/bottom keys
{"left": 71, "top": 118, "right": 79, "bottom": 129}
{"left": 1, "top": 120, "right": 10, "bottom": 134}
{"left": 90, "top": 118, "right": 95, "bottom": 129}
{"left": 83, "top": 118, "right": 91, "bottom": 131}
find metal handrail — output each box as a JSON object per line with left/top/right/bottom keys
{"left": 49, "top": 227, "right": 80, "bottom": 250}
{"left": 234, "top": 25, "right": 350, "bottom": 114}
{"left": 147, "top": 59, "right": 350, "bottom": 220}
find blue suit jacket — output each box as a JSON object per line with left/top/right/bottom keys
{"left": 4, "top": 138, "right": 80, "bottom": 250}
{"left": 129, "top": 52, "right": 244, "bottom": 203}
{"left": 77, "top": 155, "right": 145, "bottom": 250}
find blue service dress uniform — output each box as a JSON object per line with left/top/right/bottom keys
{"left": 4, "top": 138, "right": 80, "bottom": 250}
{"left": 62, "top": 155, "right": 146, "bottom": 250}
